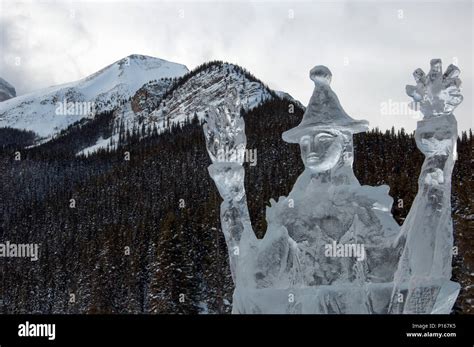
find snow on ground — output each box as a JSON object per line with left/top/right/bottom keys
{"left": 76, "top": 134, "right": 120, "bottom": 157}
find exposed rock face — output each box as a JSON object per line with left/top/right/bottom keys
{"left": 0, "top": 77, "right": 16, "bottom": 101}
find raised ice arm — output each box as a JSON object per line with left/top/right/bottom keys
{"left": 398, "top": 59, "right": 462, "bottom": 278}
{"left": 390, "top": 60, "right": 463, "bottom": 313}
{"left": 203, "top": 91, "right": 257, "bottom": 283}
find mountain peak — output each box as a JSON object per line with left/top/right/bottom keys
{"left": 115, "top": 54, "right": 185, "bottom": 70}
{"left": 117, "top": 54, "right": 161, "bottom": 67}
{"left": 125, "top": 54, "right": 157, "bottom": 60}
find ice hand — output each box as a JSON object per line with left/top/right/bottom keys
{"left": 406, "top": 59, "right": 463, "bottom": 118}
{"left": 203, "top": 89, "right": 247, "bottom": 164}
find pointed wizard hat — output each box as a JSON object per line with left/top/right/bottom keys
{"left": 282, "top": 66, "right": 369, "bottom": 143}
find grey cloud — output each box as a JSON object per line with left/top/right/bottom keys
{"left": 0, "top": 0, "right": 471, "bottom": 131}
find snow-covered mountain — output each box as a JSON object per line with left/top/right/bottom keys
{"left": 0, "top": 55, "right": 301, "bottom": 155}
{"left": 0, "top": 54, "right": 188, "bottom": 138}
{"left": 77, "top": 61, "right": 301, "bottom": 155}
{"left": 0, "top": 77, "right": 16, "bottom": 102}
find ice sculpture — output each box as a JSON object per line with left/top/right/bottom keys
{"left": 203, "top": 60, "right": 462, "bottom": 314}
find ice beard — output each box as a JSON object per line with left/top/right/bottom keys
{"left": 232, "top": 133, "right": 403, "bottom": 313}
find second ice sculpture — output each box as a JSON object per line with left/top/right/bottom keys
{"left": 203, "top": 60, "right": 462, "bottom": 314}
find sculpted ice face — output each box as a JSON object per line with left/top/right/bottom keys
{"left": 299, "top": 130, "right": 343, "bottom": 172}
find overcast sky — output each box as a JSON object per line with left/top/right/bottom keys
{"left": 0, "top": 0, "right": 472, "bottom": 131}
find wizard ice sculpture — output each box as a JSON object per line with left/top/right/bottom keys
{"left": 203, "top": 59, "right": 462, "bottom": 314}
